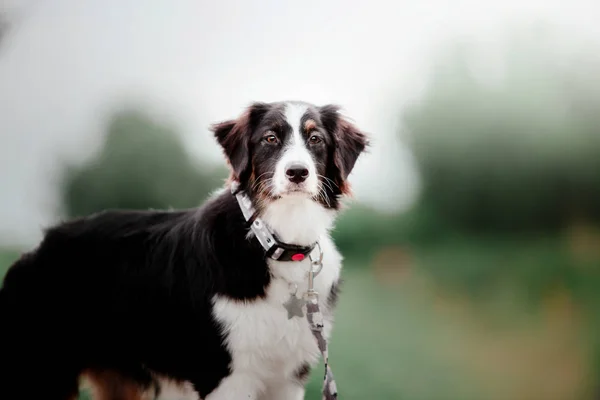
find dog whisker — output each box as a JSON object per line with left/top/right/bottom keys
{"left": 251, "top": 172, "right": 274, "bottom": 192}
{"left": 317, "top": 174, "right": 339, "bottom": 191}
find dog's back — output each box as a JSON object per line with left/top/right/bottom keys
{"left": 0, "top": 211, "right": 156, "bottom": 398}
{"left": 0, "top": 207, "right": 226, "bottom": 399}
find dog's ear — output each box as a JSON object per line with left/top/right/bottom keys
{"left": 211, "top": 102, "right": 270, "bottom": 182}
{"left": 319, "top": 104, "right": 370, "bottom": 195}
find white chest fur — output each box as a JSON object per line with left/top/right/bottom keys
{"left": 210, "top": 234, "right": 342, "bottom": 399}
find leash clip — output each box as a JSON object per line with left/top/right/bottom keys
{"left": 308, "top": 241, "right": 323, "bottom": 278}
{"left": 306, "top": 242, "right": 323, "bottom": 302}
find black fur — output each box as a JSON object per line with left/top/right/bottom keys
{"left": 0, "top": 100, "right": 369, "bottom": 399}
{"left": 0, "top": 192, "right": 267, "bottom": 398}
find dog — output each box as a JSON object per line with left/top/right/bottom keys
{"left": 0, "top": 100, "right": 369, "bottom": 400}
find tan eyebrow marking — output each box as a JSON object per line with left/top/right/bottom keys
{"left": 304, "top": 119, "right": 317, "bottom": 132}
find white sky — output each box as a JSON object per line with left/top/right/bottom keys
{"left": 0, "top": 0, "right": 599, "bottom": 247}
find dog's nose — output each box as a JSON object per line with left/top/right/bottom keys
{"left": 285, "top": 164, "right": 309, "bottom": 184}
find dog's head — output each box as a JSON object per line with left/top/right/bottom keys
{"left": 211, "top": 101, "right": 369, "bottom": 211}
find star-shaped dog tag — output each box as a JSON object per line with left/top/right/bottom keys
{"left": 283, "top": 294, "right": 306, "bottom": 319}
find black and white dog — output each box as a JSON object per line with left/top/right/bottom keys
{"left": 0, "top": 100, "right": 369, "bottom": 400}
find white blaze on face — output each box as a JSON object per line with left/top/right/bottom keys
{"left": 273, "top": 103, "right": 319, "bottom": 195}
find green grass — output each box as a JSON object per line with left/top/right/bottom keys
{"left": 0, "top": 249, "right": 19, "bottom": 278}
{"left": 304, "top": 236, "right": 600, "bottom": 400}
{"left": 304, "top": 269, "right": 480, "bottom": 400}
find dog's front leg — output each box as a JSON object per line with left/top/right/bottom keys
{"left": 203, "top": 372, "right": 263, "bottom": 400}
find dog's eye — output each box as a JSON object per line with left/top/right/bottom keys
{"left": 264, "top": 135, "right": 278, "bottom": 144}
{"left": 308, "top": 135, "right": 322, "bottom": 145}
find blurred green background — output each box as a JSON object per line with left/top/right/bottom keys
{"left": 2, "top": 3, "right": 600, "bottom": 400}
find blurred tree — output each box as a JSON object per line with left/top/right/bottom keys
{"left": 402, "top": 27, "right": 600, "bottom": 234}
{"left": 60, "top": 108, "right": 227, "bottom": 218}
